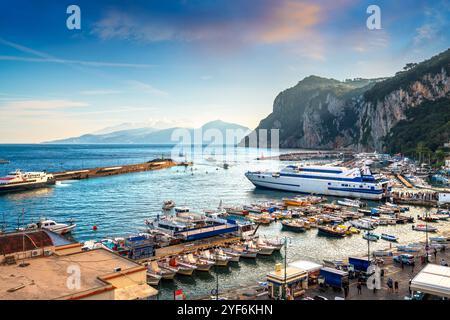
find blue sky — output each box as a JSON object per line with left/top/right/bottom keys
{"left": 0, "top": 0, "right": 449, "bottom": 142}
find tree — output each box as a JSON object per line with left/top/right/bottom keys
{"left": 403, "top": 63, "right": 418, "bottom": 71}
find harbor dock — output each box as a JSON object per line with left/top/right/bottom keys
{"left": 51, "top": 159, "right": 180, "bottom": 181}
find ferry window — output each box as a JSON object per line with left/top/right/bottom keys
{"left": 328, "top": 183, "right": 331, "bottom": 185}
{"left": 371, "top": 187, "right": 375, "bottom": 190}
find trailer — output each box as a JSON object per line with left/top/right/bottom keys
{"left": 319, "top": 267, "right": 349, "bottom": 288}
{"left": 348, "top": 257, "right": 370, "bottom": 272}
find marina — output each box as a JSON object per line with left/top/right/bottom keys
{"left": 1, "top": 144, "right": 450, "bottom": 300}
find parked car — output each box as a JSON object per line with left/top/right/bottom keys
{"left": 393, "top": 254, "right": 415, "bottom": 265}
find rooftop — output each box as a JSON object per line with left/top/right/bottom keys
{"left": 0, "top": 248, "right": 146, "bottom": 300}
{"left": 411, "top": 263, "right": 450, "bottom": 298}
{"left": 0, "top": 229, "right": 72, "bottom": 255}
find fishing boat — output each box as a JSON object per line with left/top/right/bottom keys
{"left": 218, "top": 248, "right": 240, "bottom": 262}
{"left": 23, "top": 218, "right": 76, "bottom": 235}
{"left": 336, "top": 224, "right": 360, "bottom": 235}
{"left": 162, "top": 200, "right": 176, "bottom": 210}
{"left": 381, "top": 233, "right": 398, "bottom": 242}
{"left": 230, "top": 243, "right": 259, "bottom": 258}
{"left": 350, "top": 219, "right": 375, "bottom": 230}
{"left": 281, "top": 219, "right": 306, "bottom": 232}
{"left": 429, "top": 236, "right": 448, "bottom": 243}
{"left": 150, "top": 260, "right": 176, "bottom": 280}
{"left": 181, "top": 253, "right": 214, "bottom": 272}
{"left": 199, "top": 250, "right": 230, "bottom": 266}
{"left": 261, "top": 237, "right": 284, "bottom": 251}
{"left": 171, "top": 257, "right": 197, "bottom": 276}
{"left": 245, "top": 165, "right": 389, "bottom": 200}
{"left": 282, "top": 197, "right": 311, "bottom": 207}
{"left": 251, "top": 239, "right": 276, "bottom": 255}
{"left": 224, "top": 206, "right": 249, "bottom": 216}
{"left": 418, "top": 215, "right": 439, "bottom": 223}
{"left": 317, "top": 226, "right": 346, "bottom": 238}
{"left": 337, "top": 198, "right": 364, "bottom": 208}
{"left": 363, "top": 232, "right": 380, "bottom": 241}
{"left": 146, "top": 271, "right": 162, "bottom": 286}
{"left": 412, "top": 224, "right": 438, "bottom": 232}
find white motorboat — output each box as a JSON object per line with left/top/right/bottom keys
{"left": 412, "top": 224, "right": 438, "bottom": 232}
{"left": 24, "top": 218, "right": 76, "bottom": 235}
{"left": 337, "top": 198, "right": 364, "bottom": 208}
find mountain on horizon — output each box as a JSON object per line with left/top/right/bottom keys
{"left": 45, "top": 120, "right": 251, "bottom": 145}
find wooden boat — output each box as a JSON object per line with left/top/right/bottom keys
{"left": 218, "top": 248, "right": 240, "bottom": 262}
{"left": 199, "top": 250, "right": 230, "bottom": 266}
{"left": 412, "top": 224, "right": 438, "bottom": 232}
{"left": 281, "top": 220, "right": 306, "bottom": 232}
{"left": 363, "top": 232, "right": 380, "bottom": 242}
{"left": 418, "top": 215, "right": 439, "bottom": 223}
{"left": 381, "top": 233, "right": 398, "bottom": 242}
{"left": 230, "top": 244, "right": 259, "bottom": 258}
{"left": 282, "top": 197, "right": 311, "bottom": 207}
{"left": 317, "top": 226, "right": 346, "bottom": 238}
{"left": 261, "top": 237, "right": 284, "bottom": 251}
{"left": 150, "top": 261, "right": 176, "bottom": 280}
{"left": 337, "top": 198, "right": 364, "bottom": 208}
{"left": 182, "top": 253, "right": 214, "bottom": 272}
{"left": 250, "top": 239, "right": 275, "bottom": 255}
{"left": 146, "top": 271, "right": 162, "bottom": 286}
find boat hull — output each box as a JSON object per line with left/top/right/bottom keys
{"left": 245, "top": 172, "right": 384, "bottom": 200}
{"left": 281, "top": 223, "right": 305, "bottom": 233}
{"left": 0, "top": 180, "right": 55, "bottom": 194}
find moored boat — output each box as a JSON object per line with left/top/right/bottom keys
{"left": 363, "top": 232, "right": 380, "bottom": 241}
{"left": 412, "top": 224, "right": 438, "bottom": 232}
{"left": 317, "top": 226, "right": 346, "bottom": 238}
{"left": 162, "top": 200, "right": 176, "bottom": 210}
{"left": 381, "top": 233, "right": 398, "bottom": 242}
{"left": 22, "top": 218, "right": 76, "bottom": 235}
{"left": 281, "top": 219, "right": 306, "bottom": 232}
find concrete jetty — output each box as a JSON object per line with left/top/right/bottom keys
{"left": 52, "top": 159, "right": 180, "bottom": 181}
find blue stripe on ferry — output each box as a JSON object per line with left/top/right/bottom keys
{"left": 279, "top": 173, "right": 366, "bottom": 183}
{"left": 328, "top": 187, "right": 383, "bottom": 194}
{"left": 253, "top": 180, "right": 299, "bottom": 187}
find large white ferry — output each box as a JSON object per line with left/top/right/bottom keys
{"left": 0, "top": 170, "right": 55, "bottom": 194}
{"left": 245, "top": 165, "right": 389, "bottom": 200}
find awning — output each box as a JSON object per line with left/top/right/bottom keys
{"left": 289, "top": 260, "right": 322, "bottom": 273}
{"left": 411, "top": 264, "right": 450, "bottom": 298}
{"left": 114, "top": 283, "right": 158, "bottom": 300}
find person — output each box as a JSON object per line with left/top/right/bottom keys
{"left": 344, "top": 285, "right": 349, "bottom": 298}
{"left": 394, "top": 280, "right": 399, "bottom": 294}
{"left": 357, "top": 281, "right": 362, "bottom": 295}
{"left": 441, "top": 258, "right": 447, "bottom": 266}
{"left": 433, "top": 248, "right": 438, "bottom": 261}
{"left": 411, "top": 260, "right": 415, "bottom": 272}
{"left": 387, "top": 278, "right": 393, "bottom": 293}
{"left": 401, "top": 260, "right": 404, "bottom": 270}
{"left": 372, "top": 278, "right": 376, "bottom": 294}
{"left": 408, "top": 279, "right": 412, "bottom": 296}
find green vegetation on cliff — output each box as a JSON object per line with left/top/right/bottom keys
{"left": 383, "top": 98, "right": 450, "bottom": 155}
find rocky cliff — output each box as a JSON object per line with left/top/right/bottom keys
{"left": 244, "top": 49, "right": 450, "bottom": 152}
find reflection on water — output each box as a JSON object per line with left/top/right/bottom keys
{"left": 0, "top": 144, "right": 448, "bottom": 299}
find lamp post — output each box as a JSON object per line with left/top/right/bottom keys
{"left": 284, "top": 237, "right": 287, "bottom": 300}
{"left": 425, "top": 211, "right": 429, "bottom": 264}
{"left": 215, "top": 247, "right": 219, "bottom": 300}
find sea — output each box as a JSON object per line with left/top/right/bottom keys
{"left": 0, "top": 144, "right": 446, "bottom": 299}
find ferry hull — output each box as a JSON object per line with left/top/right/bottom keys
{"left": 0, "top": 180, "right": 55, "bottom": 194}
{"left": 245, "top": 172, "right": 384, "bottom": 200}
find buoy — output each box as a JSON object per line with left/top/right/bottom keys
{"left": 93, "top": 225, "right": 98, "bottom": 231}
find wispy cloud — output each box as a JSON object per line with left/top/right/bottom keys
{"left": 0, "top": 38, "right": 154, "bottom": 68}
{"left": 80, "top": 89, "right": 122, "bottom": 95}
{"left": 126, "top": 80, "right": 168, "bottom": 96}
{"left": 413, "top": 3, "right": 450, "bottom": 47}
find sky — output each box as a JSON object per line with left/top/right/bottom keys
{"left": 0, "top": 0, "right": 449, "bottom": 143}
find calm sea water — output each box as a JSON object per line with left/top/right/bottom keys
{"left": 0, "top": 144, "right": 446, "bottom": 299}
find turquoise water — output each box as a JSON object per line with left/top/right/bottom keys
{"left": 0, "top": 144, "right": 447, "bottom": 299}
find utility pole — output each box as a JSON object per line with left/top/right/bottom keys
{"left": 425, "top": 211, "right": 429, "bottom": 263}
{"left": 215, "top": 247, "right": 219, "bottom": 300}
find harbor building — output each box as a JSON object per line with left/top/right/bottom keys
{"left": 0, "top": 230, "right": 157, "bottom": 300}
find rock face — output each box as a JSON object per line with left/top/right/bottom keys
{"left": 244, "top": 49, "right": 450, "bottom": 152}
